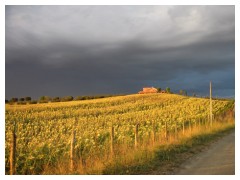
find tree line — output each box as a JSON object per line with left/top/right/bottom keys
{"left": 5, "top": 94, "right": 126, "bottom": 105}
{"left": 5, "top": 87, "right": 207, "bottom": 105}
{"left": 156, "top": 87, "right": 189, "bottom": 96}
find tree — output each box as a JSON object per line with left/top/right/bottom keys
{"left": 40, "top": 96, "right": 51, "bottom": 101}
{"left": 10, "top": 98, "right": 18, "bottom": 102}
{"left": 40, "top": 96, "right": 45, "bottom": 101}
{"left": 180, "top": 90, "right": 187, "bottom": 96}
{"left": 81, "top": 96, "right": 87, "bottom": 100}
{"left": 156, "top": 87, "right": 161, "bottom": 93}
{"left": 29, "top": 100, "right": 37, "bottom": 104}
{"left": 61, "top": 96, "right": 74, "bottom": 102}
{"left": 75, "top": 96, "right": 82, "bottom": 101}
{"left": 179, "top": 89, "right": 183, "bottom": 95}
{"left": 184, "top": 91, "right": 188, "bottom": 96}
{"left": 52, "top": 97, "right": 60, "bottom": 102}
{"left": 25, "top": 97, "right": 31, "bottom": 101}
{"left": 166, "top": 87, "right": 171, "bottom": 93}
{"left": 5, "top": 100, "right": 9, "bottom": 104}
{"left": 19, "top": 98, "right": 25, "bottom": 102}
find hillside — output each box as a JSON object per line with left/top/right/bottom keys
{"left": 5, "top": 93, "right": 234, "bottom": 174}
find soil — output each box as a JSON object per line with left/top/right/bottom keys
{"left": 171, "top": 131, "right": 235, "bottom": 175}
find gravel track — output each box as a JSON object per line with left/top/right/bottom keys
{"left": 173, "top": 131, "right": 235, "bottom": 175}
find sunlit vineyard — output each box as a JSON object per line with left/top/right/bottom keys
{"left": 5, "top": 93, "right": 234, "bottom": 174}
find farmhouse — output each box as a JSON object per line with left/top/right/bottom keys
{"left": 138, "top": 87, "right": 158, "bottom": 94}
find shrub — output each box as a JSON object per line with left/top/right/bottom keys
{"left": 19, "top": 98, "right": 25, "bottom": 102}
{"left": 166, "top": 87, "right": 171, "bottom": 93}
{"left": 81, "top": 96, "right": 87, "bottom": 100}
{"left": 25, "top": 97, "right": 31, "bottom": 101}
{"left": 156, "top": 88, "right": 162, "bottom": 92}
{"left": 52, "top": 97, "right": 60, "bottom": 102}
{"left": 40, "top": 96, "right": 52, "bottom": 102}
{"left": 61, "top": 96, "right": 74, "bottom": 102}
{"left": 10, "top": 98, "right": 18, "bottom": 102}
{"left": 29, "top": 100, "right": 38, "bottom": 104}
{"left": 75, "top": 96, "right": 82, "bottom": 101}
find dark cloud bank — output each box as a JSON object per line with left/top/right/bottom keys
{"left": 5, "top": 5, "right": 235, "bottom": 99}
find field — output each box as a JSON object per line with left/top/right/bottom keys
{"left": 5, "top": 93, "right": 234, "bottom": 174}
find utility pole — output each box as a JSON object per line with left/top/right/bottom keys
{"left": 210, "top": 81, "right": 213, "bottom": 127}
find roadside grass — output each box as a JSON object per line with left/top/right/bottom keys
{"left": 102, "top": 122, "right": 235, "bottom": 175}
{"left": 42, "top": 121, "right": 234, "bottom": 174}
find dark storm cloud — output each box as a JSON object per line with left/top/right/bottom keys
{"left": 5, "top": 5, "right": 235, "bottom": 99}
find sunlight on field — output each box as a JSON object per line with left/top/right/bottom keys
{"left": 5, "top": 93, "right": 234, "bottom": 174}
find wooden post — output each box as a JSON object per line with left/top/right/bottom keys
{"left": 210, "top": 81, "right": 213, "bottom": 127}
{"left": 205, "top": 116, "right": 208, "bottom": 128}
{"left": 110, "top": 126, "right": 114, "bottom": 156}
{"left": 182, "top": 120, "right": 185, "bottom": 135}
{"left": 175, "top": 122, "right": 178, "bottom": 140}
{"left": 152, "top": 119, "right": 156, "bottom": 144}
{"left": 233, "top": 104, "right": 235, "bottom": 119}
{"left": 70, "top": 129, "right": 76, "bottom": 172}
{"left": 165, "top": 121, "right": 168, "bottom": 140}
{"left": 10, "top": 127, "right": 16, "bottom": 175}
{"left": 189, "top": 121, "right": 192, "bottom": 134}
{"left": 158, "top": 123, "right": 162, "bottom": 142}
{"left": 135, "top": 124, "right": 139, "bottom": 148}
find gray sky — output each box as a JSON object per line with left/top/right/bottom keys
{"left": 5, "top": 5, "right": 235, "bottom": 99}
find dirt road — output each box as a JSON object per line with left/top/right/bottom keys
{"left": 173, "top": 131, "right": 235, "bottom": 175}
